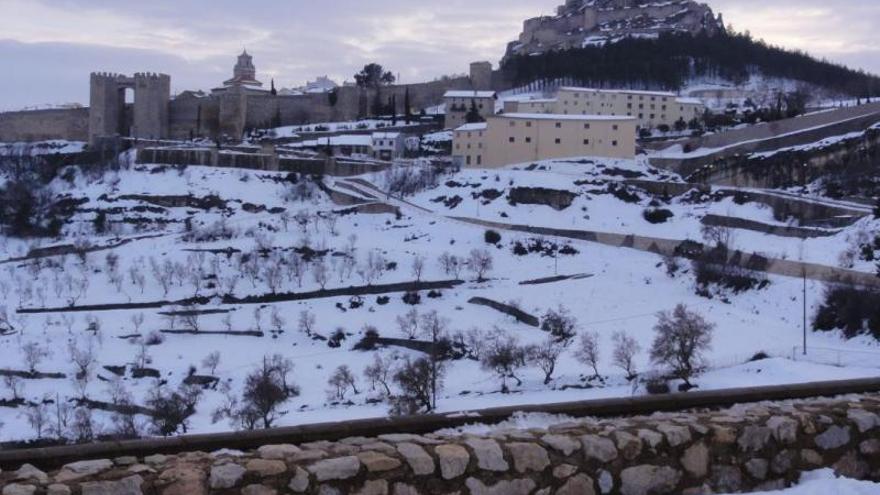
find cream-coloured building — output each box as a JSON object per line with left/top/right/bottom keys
{"left": 444, "top": 91, "right": 497, "bottom": 130}
{"left": 453, "top": 113, "right": 636, "bottom": 169}
{"left": 504, "top": 87, "right": 705, "bottom": 130}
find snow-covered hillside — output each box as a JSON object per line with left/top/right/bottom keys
{"left": 0, "top": 155, "right": 877, "bottom": 444}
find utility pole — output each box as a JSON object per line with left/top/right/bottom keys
{"left": 803, "top": 267, "right": 807, "bottom": 355}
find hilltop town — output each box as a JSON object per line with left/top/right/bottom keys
{"left": 1, "top": 1, "right": 880, "bottom": 494}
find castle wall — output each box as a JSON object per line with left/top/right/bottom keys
{"left": 0, "top": 108, "right": 89, "bottom": 143}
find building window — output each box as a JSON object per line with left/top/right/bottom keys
{"left": 467, "top": 143, "right": 471, "bottom": 149}
{"left": 526, "top": 121, "right": 532, "bottom": 127}
{"left": 612, "top": 140, "right": 618, "bottom": 146}
{"left": 466, "top": 155, "right": 471, "bottom": 165}
{"left": 555, "top": 138, "right": 561, "bottom": 144}
{"left": 555, "top": 122, "right": 562, "bottom": 128}
{"left": 525, "top": 137, "right": 532, "bottom": 143}
{"left": 639, "top": 104, "right": 644, "bottom": 109}
{"left": 509, "top": 137, "right": 515, "bottom": 143}
{"left": 583, "top": 139, "right": 590, "bottom": 145}
{"left": 477, "top": 155, "right": 482, "bottom": 165}
{"left": 584, "top": 123, "right": 591, "bottom": 129}
{"left": 650, "top": 114, "right": 655, "bottom": 119}
{"left": 612, "top": 125, "right": 619, "bottom": 131}
{"left": 627, "top": 103, "right": 632, "bottom": 109}
{"left": 639, "top": 113, "right": 644, "bottom": 119}
{"left": 662, "top": 105, "right": 667, "bottom": 111}
{"left": 478, "top": 142, "right": 483, "bottom": 149}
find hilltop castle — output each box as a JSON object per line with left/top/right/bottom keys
{"left": 506, "top": 0, "right": 724, "bottom": 59}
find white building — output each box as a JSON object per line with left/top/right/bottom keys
{"left": 371, "top": 132, "right": 405, "bottom": 160}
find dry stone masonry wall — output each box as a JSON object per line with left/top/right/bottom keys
{"left": 1, "top": 394, "right": 879, "bottom": 494}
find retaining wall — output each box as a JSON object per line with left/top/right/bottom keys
{"left": 1, "top": 391, "right": 878, "bottom": 494}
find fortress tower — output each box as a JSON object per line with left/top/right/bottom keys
{"left": 88, "top": 72, "right": 170, "bottom": 144}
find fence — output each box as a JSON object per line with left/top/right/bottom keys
{"left": 791, "top": 345, "right": 880, "bottom": 369}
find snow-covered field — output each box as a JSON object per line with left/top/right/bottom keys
{"left": 0, "top": 155, "right": 877, "bottom": 443}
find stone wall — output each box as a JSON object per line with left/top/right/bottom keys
{"left": 1, "top": 394, "right": 877, "bottom": 494}
{"left": 0, "top": 108, "right": 89, "bottom": 142}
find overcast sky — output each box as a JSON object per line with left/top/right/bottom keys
{"left": 1, "top": 0, "right": 877, "bottom": 110}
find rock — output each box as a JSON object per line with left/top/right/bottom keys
{"left": 209, "top": 463, "right": 247, "bottom": 489}
{"left": 392, "top": 483, "right": 420, "bottom": 495}
{"left": 241, "top": 485, "right": 278, "bottom": 495}
{"left": 507, "top": 442, "right": 550, "bottom": 473}
{"left": 815, "top": 425, "right": 851, "bottom": 450}
{"left": 357, "top": 451, "right": 402, "bottom": 473}
{"left": 12, "top": 464, "right": 49, "bottom": 485}
{"left": 766, "top": 416, "right": 799, "bottom": 444}
{"left": 258, "top": 444, "right": 302, "bottom": 460}
{"left": 745, "top": 458, "right": 768, "bottom": 480}
{"left": 144, "top": 454, "right": 168, "bottom": 467}
{"left": 46, "top": 485, "right": 71, "bottom": 495}
{"left": 542, "top": 434, "right": 580, "bottom": 456}
{"left": 680, "top": 442, "right": 709, "bottom": 478}
{"left": 307, "top": 456, "right": 361, "bottom": 482}
{"left": 737, "top": 426, "right": 771, "bottom": 452}
{"left": 318, "top": 487, "right": 341, "bottom": 495}
{"left": 465, "top": 477, "right": 536, "bottom": 495}
{"left": 291, "top": 450, "right": 327, "bottom": 463}
{"left": 435, "top": 444, "right": 469, "bottom": 480}
{"left": 287, "top": 466, "right": 310, "bottom": 493}
{"left": 598, "top": 470, "right": 614, "bottom": 494}
{"left": 860, "top": 439, "right": 880, "bottom": 456}
{"left": 553, "top": 464, "right": 578, "bottom": 479}
{"left": 755, "top": 480, "right": 787, "bottom": 492}
{"left": 246, "top": 459, "right": 287, "bottom": 477}
{"left": 397, "top": 442, "right": 436, "bottom": 475}
{"left": 620, "top": 465, "right": 681, "bottom": 495}
{"left": 711, "top": 465, "right": 742, "bottom": 493}
{"left": 710, "top": 426, "right": 736, "bottom": 445}
{"left": 2, "top": 485, "right": 36, "bottom": 495}
{"left": 833, "top": 451, "right": 870, "bottom": 479}
{"left": 637, "top": 429, "right": 664, "bottom": 449}
{"left": 657, "top": 424, "right": 691, "bottom": 448}
{"left": 800, "top": 449, "right": 824, "bottom": 466}
{"left": 379, "top": 433, "right": 438, "bottom": 444}
{"left": 464, "top": 438, "right": 508, "bottom": 472}
{"left": 581, "top": 435, "right": 618, "bottom": 463}
{"left": 355, "top": 480, "right": 389, "bottom": 495}
{"left": 614, "top": 431, "right": 643, "bottom": 460}
{"left": 557, "top": 474, "right": 596, "bottom": 495}
{"left": 847, "top": 409, "right": 880, "bottom": 433}
{"left": 156, "top": 462, "right": 207, "bottom": 495}
{"left": 114, "top": 457, "right": 138, "bottom": 467}
{"left": 55, "top": 459, "right": 114, "bottom": 483}
{"left": 80, "top": 475, "right": 144, "bottom": 495}
{"left": 771, "top": 450, "right": 795, "bottom": 475}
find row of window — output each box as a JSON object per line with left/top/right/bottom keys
{"left": 568, "top": 92, "right": 669, "bottom": 102}
{"left": 506, "top": 136, "right": 618, "bottom": 146}
{"left": 506, "top": 121, "right": 618, "bottom": 131}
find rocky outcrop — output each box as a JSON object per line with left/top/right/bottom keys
{"left": 2, "top": 394, "right": 878, "bottom": 494}
{"left": 507, "top": 187, "right": 577, "bottom": 211}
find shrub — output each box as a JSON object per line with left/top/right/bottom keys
{"left": 484, "top": 229, "right": 502, "bottom": 245}
{"left": 814, "top": 286, "right": 880, "bottom": 340}
{"left": 644, "top": 376, "right": 670, "bottom": 395}
{"left": 643, "top": 208, "right": 674, "bottom": 224}
{"left": 402, "top": 291, "right": 421, "bottom": 305}
{"left": 376, "top": 296, "right": 390, "bottom": 305}
{"left": 328, "top": 328, "right": 347, "bottom": 348}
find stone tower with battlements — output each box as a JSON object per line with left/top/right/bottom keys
{"left": 88, "top": 72, "right": 170, "bottom": 144}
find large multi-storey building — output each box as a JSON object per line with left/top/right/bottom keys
{"left": 453, "top": 112, "right": 636, "bottom": 169}
{"left": 504, "top": 87, "right": 704, "bottom": 129}
{"left": 444, "top": 91, "right": 497, "bottom": 130}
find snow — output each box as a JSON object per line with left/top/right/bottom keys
{"left": 733, "top": 469, "right": 880, "bottom": 494}
{"left": 502, "top": 112, "right": 636, "bottom": 121}
{"left": 0, "top": 155, "right": 877, "bottom": 443}
{"left": 444, "top": 91, "right": 496, "bottom": 99}
{"left": 455, "top": 123, "right": 488, "bottom": 132}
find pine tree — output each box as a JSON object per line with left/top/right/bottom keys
{"left": 465, "top": 99, "right": 484, "bottom": 124}
{"left": 270, "top": 79, "right": 277, "bottom": 97}
{"left": 391, "top": 94, "right": 397, "bottom": 126}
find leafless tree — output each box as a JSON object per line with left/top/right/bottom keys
{"left": 327, "top": 365, "right": 359, "bottom": 401}
{"left": 253, "top": 306, "right": 263, "bottom": 332}
{"left": 129, "top": 265, "right": 146, "bottom": 294}
{"left": 214, "top": 355, "right": 299, "bottom": 430}
{"left": 26, "top": 400, "right": 50, "bottom": 439}
{"left": 467, "top": 249, "right": 494, "bottom": 282}
{"left": 612, "top": 330, "right": 642, "bottom": 381}
{"left": 389, "top": 356, "right": 445, "bottom": 416}
{"left": 131, "top": 313, "right": 145, "bottom": 334}
{"left": 575, "top": 331, "right": 602, "bottom": 380}
{"left": 529, "top": 337, "right": 567, "bottom": 385}
{"left": 221, "top": 272, "right": 240, "bottom": 296}
{"left": 287, "top": 252, "right": 306, "bottom": 287}
{"left": 298, "top": 310, "right": 316, "bottom": 336}
{"left": 363, "top": 353, "right": 395, "bottom": 397}
{"left": 222, "top": 313, "right": 233, "bottom": 332}
{"left": 49, "top": 394, "right": 72, "bottom": 440}
{"left": 242, "top": 251, "right": 261, "bottom": 288}
{"left": 438, "top": 252, "right": 461, "bottom": 278}
{"left": 263, "top": 258, "right": 284, "bottom": 294}
{"left": 481, "top": 333, "right": 528, "bottom": 393}
{"left": 180, "top": 308, "right": 200, "bottom": 332}
{"left": 396, "top": 308, "right": 419, "bottom": 339}
{"left": 650, "top": 304, "right": 714, "bottom": 387}
{"left": 22, "top": 341, "right": 50, "bottom": 372}
{"left": 541, "top": 305, "right": 578, "bottom": 343}
{"left": 270, "top": 307, "right": 285, "bottom": 334}
{"left": 4, "top": 375, "right": 22, "bottom": 400}
{"left": 411, "top": 254, "right": 426, "bottom": 281}
{"left": 150, "top": 257, "right": 174, "bottom": 297}
{"left": 71, "top": 407, "right": 95, "bottom": 442}
{"left": 701, "top": 224, "right": 734, "bottom": 249}
{"left": 312, "top": 257, "right": 329, "bottom": 290}
{"left": 147, "top": 383, "right": 203, "bottom": 436}
{"left": 202, "top": 351, "right": 221, "bottom": 375}
{"left": 135, "top": 341, "right": 151, "bottom": 369}
{"left": 464, "top": 328, "right": 487, "bottom": 360}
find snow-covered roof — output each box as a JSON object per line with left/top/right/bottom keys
{"left": 455, "top": 123, "right": 489, "bottom": 132}
{"left": 675, "top": 97, "right": 704, "bottom": 105}
{"left": 444, "top": 90, "right": 497, "bottom": 99}
{"left": 499, "top": 113, "right": 636, "bottom": 122}
{"left": 372, "top": 132, "right": 402, "bottom": 139}
{"left": 560, "top": 87, "right": 677, "bottom": 98}
{"left": 295, "top": 135, "right": 373, "bottom": 148}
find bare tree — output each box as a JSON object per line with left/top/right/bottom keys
{"left": 270, "top": 307, "right": 285, "bottom": 334}
{"left": 529, "top": 337, "right": 567, "bottom": 385}
{"left": 49, "top": 394, "right": 72, "bottom": 440}
{"left": 467, "top": 249, "right": 493, "bottom": 282}
{"left": 263, "top": 259, "right": 284, "bottom": 295}
{"left": 464, "top": 328, "right": 487, "bottom": 360}
{"left": 71, "top": 407, "right": 95, "bottom": 442}
{"left": 150, "top": 257, "right": 173, "bottom": 296}
{"left": 541, "top": 305, "right": 578, "bottom": 343}
{"left": 312, "top": 258, "right": 329, "bottom": 290}
{"left": 389, "top": 357, "right": 445, "bottom": 416}
{"left": 131, "top": 313, "right": 145, "bottom": 334}
{"left": 26, "top": 400, "right": 50, "bottom": 439}
{"left": 327, "top": 365, "right": 359, "bottom": 401}
{"left": 650, "top": 304, "right": 714, "bottom": 388}
{"left": 180, "top": 307, "right": 200, "bottom": 332}
{"left": 363, "top": 353, "right": 395, "bottom": 397}
{"left": 298, "top": 310, "right": 316, "bottom": 336}
{"left": 481, "top": 333, "right": 527, "bottom": 393}
{"left": 4, "top": 375, "right": 23, "bottom": 400}
{"left": 575, "top": 331, "right": 602, "bottom": 380}
{"left": 221, "top": 313, "right": 233, "bottom": 332}
{"left": 396, "top": 308, "right": 419, "bottom": 339}
{"left": 147, "top": 383, "right": 203, "bottom": 436}
{"left": 22, "top": 341, "right": 50, "bottom": 372}
{"left": 214, "top": 355, "right": 299, "bottom": 429}
{"left": 202, "top": 351, "right": 222, "bottom": 375}
{"left": 612, "top": 331, "right": 641, "bottom": 381}
{"left": 411, "top": 254, "right": 426, "bottom": 281}
{"left": 438, "top": 252, "right": 462, "bottom": 278}
{"left": 287, "top": 252, "right": 306, "bottom": 287}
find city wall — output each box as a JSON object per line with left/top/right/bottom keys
{"left": 0, "top": 108, "right": 89, "bottom": 142}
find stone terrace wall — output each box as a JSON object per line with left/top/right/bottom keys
{"left": 1, "top": 394, "right": 878, "bottom": 494}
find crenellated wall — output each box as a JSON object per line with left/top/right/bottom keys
{"left": 1, "top": 394, "right": 877, "bottom": 494}
{"left": 0, "top": 108, "right": 89, "bottom": 142}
